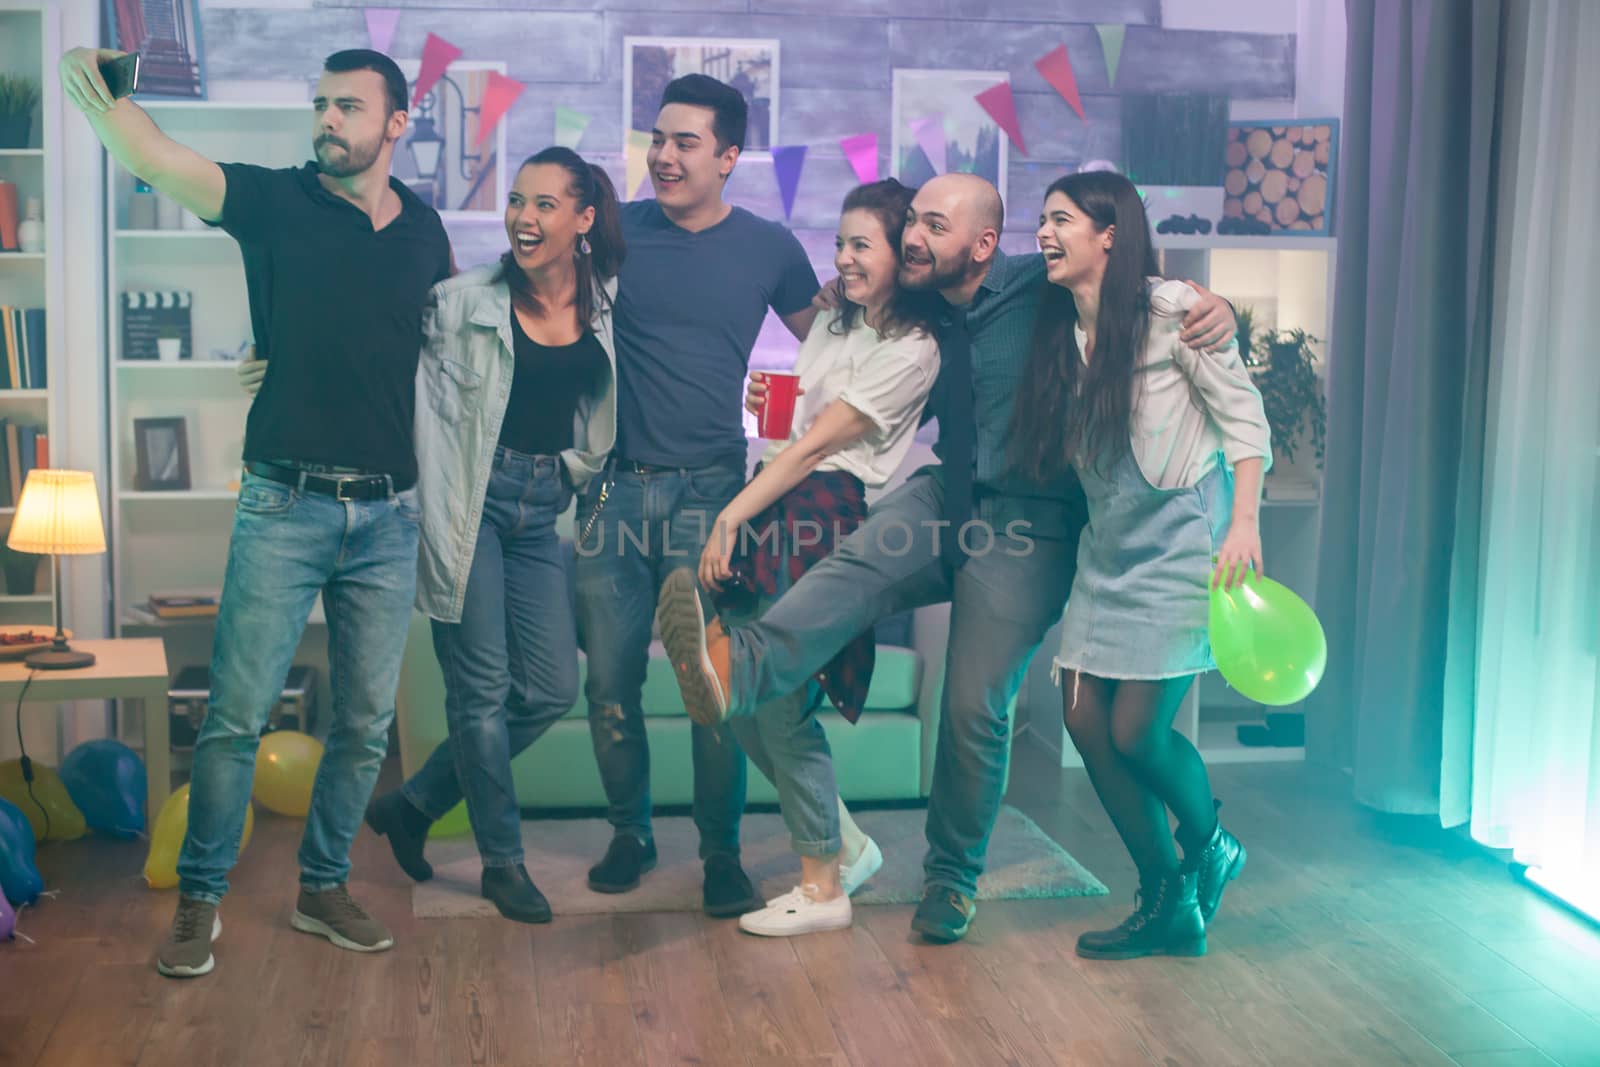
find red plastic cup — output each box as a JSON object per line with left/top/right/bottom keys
{"left": 757, "top": 372, "right": 801, "bottom": 439}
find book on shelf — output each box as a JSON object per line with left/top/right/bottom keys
{"left": 0, "top": 306, "right": 47, "bottom": 389}
{"left": 148, "top": 590, "right": 222, "bottom": 619}
{"left": 0, "top": 417, "right": 46, "bottom": 508}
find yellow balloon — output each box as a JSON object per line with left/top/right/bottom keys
{"left": 144, "top": 784, "right": 254, "bottom": 890}
{"left": 252, "top": 731, "right": 324, "bottom": 817}
{"left": 0, "top": 758, "right": 88, "bottom": 841}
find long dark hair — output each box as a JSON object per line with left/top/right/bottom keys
{"left": 494, "top": 146, "right": 626, "bottom": 328}
{"left": 1010, "top": 171, "right": 1159, "bottom": 484}
{"left": 828, "top": 178, "right": 940, "bottom": 340}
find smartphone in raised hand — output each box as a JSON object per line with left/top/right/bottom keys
{"left": 99, "top": 52, "right": 141, "bottom": 100}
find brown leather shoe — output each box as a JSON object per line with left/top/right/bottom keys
{"left": 657, "top": 568, "right": 732, "bottom": 726}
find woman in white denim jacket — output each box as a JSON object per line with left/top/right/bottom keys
{"left": 365, "top": 147, "right": 622, "bottom": 924}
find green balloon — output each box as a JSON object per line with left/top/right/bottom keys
{"left": 1209, "top": 575, "right": 1327, "bottom": 706}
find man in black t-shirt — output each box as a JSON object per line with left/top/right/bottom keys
{"left": 61, "top": 46, "right": 451, "bottom": 979}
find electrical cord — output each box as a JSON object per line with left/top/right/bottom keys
{"left": 13, "top": 668, "right": 50, "bottom": 840}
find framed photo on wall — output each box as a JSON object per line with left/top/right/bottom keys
{"left": 891, "top": 69, "right": 1009, "bottom": 207}
{"left": 392, "top": 60, "right": 509, "bottom": 221}
{"left": 623, "top": 37, "right": 780, "bottom": 157}
{"left": 103, "top": 0, "right": 206, "bottom": 101}
{"left": 1222, "top": 119, "right": 1339, "bottom": 235}
{"left": 133, "top": 417, "right": 191, "bottom": 491}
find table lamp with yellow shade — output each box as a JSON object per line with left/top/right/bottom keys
{"left": 6, "top": 469, "right": 106, "bottom": 670}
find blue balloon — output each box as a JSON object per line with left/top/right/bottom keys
{"left": 0, "top": 796, "right": 42, "bottom": 906}
{"left": 60, "top": 739, "right": 147, "bottom": 840}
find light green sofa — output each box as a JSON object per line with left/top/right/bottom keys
{"left": 393, "top": 442, "right": 962, "bottom": 807}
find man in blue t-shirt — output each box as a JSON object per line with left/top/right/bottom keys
{"left": 575, "top": 75, "right": 820, "bottom": 917}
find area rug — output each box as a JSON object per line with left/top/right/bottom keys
{"left": 412, "top": 804, "right": 1106, "bottom": 918}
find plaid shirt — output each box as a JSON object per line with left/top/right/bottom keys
{"left": 714, "top": 466, "right": 875, "bottom": 723}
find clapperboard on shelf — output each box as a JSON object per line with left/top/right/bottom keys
{"left": 121, "top": 289, "right": 193, "bottom": 361}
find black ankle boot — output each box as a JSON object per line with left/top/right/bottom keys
{"left": 1076, "top": 870, "right": 1206, "bottom": 960}
{"left": 482, "top": 864, "right": 552, "bottom": 924}
{"left": 364, "top": 791, "right": 434, "bottom": 882}
{"left": 1179, "top": 801, "right": 1247, "bottom": 923}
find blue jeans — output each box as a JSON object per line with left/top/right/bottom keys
{"left": 177, "top": 471, "right": 420, "bottom": 903}
{"left": 724, "top": 572, "right": 840, "bottom": 859}
{"left": 402, "top": 450, "right": 576, "bottom": 868}
{"left": 724, "top": 471, "right": 1078, "bottom": 897}
{"left": 574, "top": 460, "right": 748, "bottom": 860}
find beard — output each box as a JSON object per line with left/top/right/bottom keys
{"left": 898, "top": 247, "right": 973, "bottom": 291}
{"left": 315, "top": 133, "right": 383, "bottom": 178}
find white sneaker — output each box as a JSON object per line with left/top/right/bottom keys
{"left": 840, "top": 836, "right": 883, "bottom": 896}
{"left": 739, "top": 885, "right": 852, "bottom": 937}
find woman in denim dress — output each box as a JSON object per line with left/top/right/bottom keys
{"left": 1012, "top": 171, "right": 1271, "bottom": 960}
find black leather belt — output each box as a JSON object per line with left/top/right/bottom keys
{"left": 612, "top": 455, "right": 744, "bottom": 476}
{"left": 245, "top": 460, "right": 407, "bottom": 501}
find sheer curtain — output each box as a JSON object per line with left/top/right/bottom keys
{"left": 1441, "top": 0, "right": 1600, "bottom": 894}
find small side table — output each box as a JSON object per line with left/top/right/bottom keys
{"left": 0, "top": 638, "right": 171, "bottom": 817}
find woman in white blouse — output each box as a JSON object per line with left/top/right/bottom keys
{"left": 668, "top": 178, "right": 941, "bottom": 937}
{"left": 1011, "top": 170, "right": 1270, "bottom": 961}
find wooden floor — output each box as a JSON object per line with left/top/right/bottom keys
{"left": 4, "top": 740, "right": 1599, "bottom": 1067}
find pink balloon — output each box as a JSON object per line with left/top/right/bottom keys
{"left": 0, "top": 889, "right": 14, "bottom": 940}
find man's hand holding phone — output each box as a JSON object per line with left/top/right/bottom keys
{"left": 59, "top": 48, "right": 138, "bottom": 114}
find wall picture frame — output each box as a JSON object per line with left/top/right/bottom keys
{"left": 133, "top": 416, "right": 191, "bottom": 491}
{"left": 103, "top": 0, "right": 206, "bottom": 101}
{"left": 891, "top": 69, "right": 1009, "bottom": 207}
{"left": 1222, "top": 119, "right": 1339, "bottom": 235}
{"left": 623, "top": 37, "right": 780, "bottom": 158}
{"left": 393, "top": 60, "right": 509, "bottom": 221}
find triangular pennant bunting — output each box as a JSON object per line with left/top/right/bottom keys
{"left": 1034, "top": 45, "right": 1084, "bottom": 121}
{"left": 474, "top": 72, "right": 523, "bottom": 148}
{"left": 364, "top": 8, "right": 399, "bottom": 55}
{"left": 1095, "top": 25, "right": 1126, "bottom": 88}
{"left": 772, "top": 145, "right": 807, "bottom": 220}
{"left": 554, "top": 106, "right": 591, "bottom": 150}
{"left": 412, "top": 32, "right": 462, "bottom": 110}
{"left": 624, "top": 129, "right": 653, "bottom": 200}
{"left": 974, "top": 82, "right": 1027, "bottom": 155}
{"left": 910, "top": 115, "right": 946, "bottom": 175}
{"left": 839, "top": 133, "right": 878, "bottom": 184}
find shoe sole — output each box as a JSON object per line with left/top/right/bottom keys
{"left": 657, "top": 569, "right": 728, "bottom": 727}
{"left": 704, "top": 893, "right": 763, "bottom": 919}
{"left": 911, "top": 911, "right": 973, "bottom": 943}
{"left": 365, "top": 804, "right": 434, "bottom": 883}
{"left": 1075, "top": 937, "right": 1207, "bottom": 961}
{"left": 841, "top": 838, "right": 884, "bottom": 897}
{"left": 587, "top": 854, "right": 657, "bottom": 894}
{"left": 485, "top": 897, "right": 553, "bottom": 924}
{"left": 290, "top": 911, "right": 395, "bottom": 953}
{"left": 156, "top": 914, "right": 222, "bottom": 978}
{"left": 1200, "top": 845, "right": 1247, "bottom": 923}
{"left": 740, "top": 912, "right": 853, "bottom": 937}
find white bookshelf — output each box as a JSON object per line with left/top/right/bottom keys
{"left": 0, "top": 1, "right": 62, "bottom": 628}
{"left": 104, "top": 100, "right": 306, "bottom": 631}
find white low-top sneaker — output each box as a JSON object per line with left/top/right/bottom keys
{"left": 738, "top": 885, "right": 852, "bottom": 937}
{"left": 840, "top": 836, "right": 883, "bottom": 897}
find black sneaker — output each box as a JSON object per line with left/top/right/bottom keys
{"left": 482, "top": 864, "right": 552, "bottom": 924}
{"left": 365, "top": 790, "right": 434, "bottom": 883}
{"left": 702, "top": 853, "right": 761, "bottom": 918}
{"left": 911, "top": 887, "right": 976, "bottom": 943}
{"left": 587, "top": 835, "right": 657, "bottom": 893}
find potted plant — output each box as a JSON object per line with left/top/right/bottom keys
{"left": 0, "top": 75, "right": 41, "bottom": 150}
{"left": 156, "top": 325, "right": 184, "bottom": 362}
{"left": 1246, "top": 327, "right": 1327, "bottom": 468}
